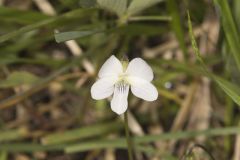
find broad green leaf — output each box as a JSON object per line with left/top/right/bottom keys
{"left": 97, "top": 0, "right": 127, "bottom": 16}
{"left": 0, "top": 71, "right": 39, "bottom": 88}
{"left": 188, "top": 11, "right": 240, "bottom": 106}
{"left": 167, "top": 0, "right": 187, "bottom": 59}
{"left": 213, "top": 0, "right": 240, "bottom": 71}
{"left": 127, "top": 0, "right": 164, "bottom": 16}
{"left": 55, "top": 29, "right": 104, "bottom": 43}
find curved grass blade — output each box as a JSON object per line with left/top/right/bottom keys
{"left": 213, "top": 0, "right": 240, "bottom": 71}
{"left": 0, "top": 8, "right": 96, "bottom": 43}
{"left": 167, "top": 0, "right": 187, "bottom": 59}
{"left": 187, "top": 11, "right": 240, "bottom": 106}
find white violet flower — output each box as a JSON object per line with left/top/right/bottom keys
{"left": 91, "top": 55, "right": 158, "bottom": 115}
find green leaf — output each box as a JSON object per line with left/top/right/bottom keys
{"left": 127, "top": 0, "right": 164, "bottom": 16}
{"left": 187, "top": 11, "right": 240, "bottom": 106}
{"left": 0, "top": 71, "right": 39, "bottom": 88}
{"left": 97, "top": 0, "right": 127, "bottom": 16}
{"left": 213, "top": 0, "right": 240, "bottom": 71}
{"left": 55, "top": 29, "right": 104, "bottom": 43}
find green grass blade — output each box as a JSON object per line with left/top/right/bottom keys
{"left": 187, "top": 11, "right": 240, "bottom": 106}
{"left": 167, "top": 0, "right": 187, "bottom": 59}
{"left": 0, "top": 6, "right": 49, "bottom": 24}
{"left": 0, "top": 143, "right": 67, "bottom": 152}
{"left": 41, "top": 121, "right": 123, "bottom": 145}
{"left": 128, "top": 15, "right": 171, "bottom": 21}
{"left": 213, "top": 0, "right": 240, "bottom": 71}
{"left": 233, "top": 0, "right": 240, "bottom": 29}
{"left": 66, "top": 126, "right": 240, "bottom": 153}
{"left": 0, "top": 8, "right": 96, "bottom": 43}
{"left": 0, "top": 128, "right": 28, "bottom": 142}
{"left": 1, "top": 127, "right": 240, "bottom": 154}
{"left": 0, "top": 151, "right": 7, "bottom": 160}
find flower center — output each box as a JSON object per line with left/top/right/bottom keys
{"left": 118, "top": 73, "right": 129, "bottom": 83}
{"left": 116, "top": 82, "right": 128, "bottom": 93}
{"left": 116, "top": 73, "right": 130, "bottom": 92}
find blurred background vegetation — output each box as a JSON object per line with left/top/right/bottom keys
{"left": 1, "top": 0, "right": 240, "bottom": 159}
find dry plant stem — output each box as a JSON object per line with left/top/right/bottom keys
{"left": 124, "top": 111, "right": 134, "bottom": 160}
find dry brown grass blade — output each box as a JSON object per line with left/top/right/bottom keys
{"left": 184, "top": 10, "right": 217, "bottom": 157}
{"left": 0, "top": 63, "right": 71, "bottom": 109}
{"left": 143, "top": 26, "right": 207, "bottom": 59}
{"left": 171, "top": 83, "right": 198, "bottom": 132}
{"left": 0, "top": 0, "right": 4, "bottom": 5}
{"left": 187, "top": 78, "right": 211, "bottom": 142}
{"left": 186, "top": 9, "right": 218, "bottom": 142}
{"left": 166, "top": 82, "right": 198, "bottom": 152}
{"left": 233, "top": 133, "right": 240, "bottom": 160}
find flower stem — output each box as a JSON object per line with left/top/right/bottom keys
{"left": 124, "top": 111, "right": 134, "bottom": 160}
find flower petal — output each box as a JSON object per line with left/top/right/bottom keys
{"left": 111, "top": 84, "right": 129, "bottom": 115}
{"left": 91, "top": 77, "right": 117, "bottom": 100}
{"left": 129, "top": 77, "right": 158, "bottom": 101}
{"left": 126, "top": 58, "right": 153, "bottom": 81}
{"left": 98, "top": 55, "right": 123, "bottom": 78}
